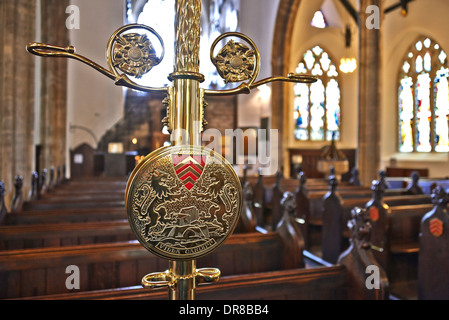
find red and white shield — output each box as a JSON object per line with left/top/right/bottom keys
{"left": 369, "top": 206, "right": 379, "bottom": 222}
{"left": 429, "top": 218, "right": 444, "bottom": 237}
{"left": 172, "top": 154, "right": 206, "bottom": 190}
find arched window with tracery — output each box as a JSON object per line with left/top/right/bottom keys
{"left": 398, "top": 37, "right": 449, "bottom": 152}
{"left": 293, "top": 46, "right": 341, "bottom": 141}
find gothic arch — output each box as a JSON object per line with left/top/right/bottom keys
{"left": 271, "top": 0, "right": 302, "bottom": 174}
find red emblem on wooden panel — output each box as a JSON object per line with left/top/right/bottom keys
{"left": 369, "top": 206, "right": 379, "bottom": 222}
{"left": 429, "top": 218, "right": 444, "bottom": 237}
{"left": 172, "top": 154, "right": 206, "bottom": 190}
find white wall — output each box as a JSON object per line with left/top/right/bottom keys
{"left": 237, "top": 0, "right": 280, "bottom": 129}
{"left": 67, "top": 0, "right": 126, "bottom": 151}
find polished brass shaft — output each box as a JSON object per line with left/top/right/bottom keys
{"left": 169, "top": 0, "right": 204, "bottom": 300}
{"left": 169, "top": 0, "right": 204, "bottom": 148}
{"left": 169, "top": 260, "right": 197, "bottom": 300}
{"left": 169, "top": 78, "right": 203, "bottom": 146}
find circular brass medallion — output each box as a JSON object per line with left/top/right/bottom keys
{"left": 126, "top": 145, "right": 242, "bottom": 260}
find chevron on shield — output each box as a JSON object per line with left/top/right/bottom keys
{"left": 172, "top": 154, "right": 206, "bottom": 190}
{"left": 430, "top": 217, "right": 444, "bottom": 237}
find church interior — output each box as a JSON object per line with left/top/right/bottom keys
{"left": 1, "top": 0, "right": 449, "bottom": 302}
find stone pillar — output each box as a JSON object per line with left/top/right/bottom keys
{"left": 0, "top": 0, "right": 36, "bottom": 207}
{"left": 357, "top": 0, "right": 383, "bottom": 186}
{"left": 39, "top": 0, "right": 70, "bottom": 178}
{"left": 271, "top": 0, "right": 301, "bottom": 177}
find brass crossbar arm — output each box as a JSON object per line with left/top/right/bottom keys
{"left": 27, "top": 42, "right": 116, "bottom": 81}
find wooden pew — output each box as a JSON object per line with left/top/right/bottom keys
{"left": 21, "top": 243, "right": 390, "bottom": 301}
{"left": 337, "top": 206, "right": 389, "bottom": 300}
{"left": 321, "top": 175, "right": 348, "bottom": 264}
{"left": 1, "top": 174, "right": 128, "bottom": 226}
{"left": 317, "top": 176, "right": 434, "bottom": 282}
{"left": 0, "top": 200, "right": 265, "bottom": 251}
{"left": 418, "top": 186, "right": 449, "bottom": 300}
{"left": 0, "top": 220, "right": 135, "bottom": 250}
{"left": 308, "top": 188, "right": 423, "bottom": 224}
{"left": 295, "top": 171, "right": 310, "bottom": 249}
{"left": 276, "top": 191, "right": 305, "bottom": 269}
{"left": 340, "top": 182, "right": 442, "bottom": 300}
{"left": 37, "top": 190, "right": 124, "bottom": 201}
{"left": 242, "top": 169, "right": 433, "bottom": 263}
{"left": 252, "top": 168, "right": 266, "bottom": 228}
{"left": 17, "top": 174, "right": 127, "bottom": 211}
{"left": 0, "top": 173, "right": 126, "bottom": 215}
{"left": 254, "top": 171, "right": 372, "bottom": 230}
{"left": 243, "top": 170, "right": 371, "bottom": 251}
{"left": 0, "top": 181, "right": 8, "bottom": 225}
{"left": 386, "top": 203, "right": 433, "bottom": 300}
{"left": 248, "top": 170, "right": 410, "bottom": 230}
{"left": 11, "top": 175, "right": 24, "bottom": 212}
{"left": 21, "top": 197, "right": 125, "bottom": 211}
{"left": 3, "top": 206, "right": 127, "bottom": 225}
{"left": 234, "top": 181, "right": 257, "bottom": 233}
{"left": 17, "top": 264, "right": 349, "bottom": 300}
{"left": 0, "top": 171, "right": 391, "bottom": 300}
{"left": 2, "top": 193, "right": 390, "bottom": 300}
{"left": 0, "top": 229, "right": 303, "bottom": 299}
{"left": 0, "top": 187, "right": 307, "bottom": 299}
{"left": 0, "top": 189, "right": 305, "bottom": 299}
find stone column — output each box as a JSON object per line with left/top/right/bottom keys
{"left": 39, "top": 0, "right": 70, "bottom": 179}
{"left": 357, "top": 0, "right": 383, "bottom": 186}
{"left": 271, "top": 0, "right": 301, "bottom": 177}
{"left": 0, "top": 0, "right": 36, "bottom": 206}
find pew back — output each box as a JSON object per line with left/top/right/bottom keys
{"left": 17, "top": 265, "right": 349, "bottom": 300}
{"left": 0, "top": 220, "right": 135, "bottom": 250}
{"left": 0, "top": 232, "right": 289, "bottom": 299}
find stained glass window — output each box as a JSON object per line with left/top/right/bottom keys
{"left": 398, "top": 37, "right": 449, "bottom": 152}
{"left": 294, "top": 46, "right": 340, "bottom": 141}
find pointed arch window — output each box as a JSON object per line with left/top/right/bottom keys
{"left": 398, "top": 37, "right": 449, "bottom": 152}
{"left": 293, "top": 46, "right": 340, "bottom": 141}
